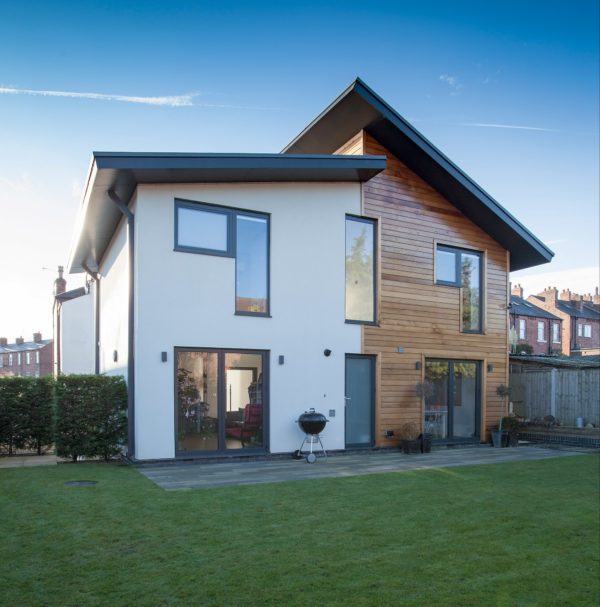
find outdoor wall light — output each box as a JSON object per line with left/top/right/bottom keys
{"left": 415, "top": 361, "right": 422, "bottom": 370}
{"left": 161, "top": 351, "right": 168, "bottom": 362}
{"left": 113, "top": 350, "right": 118, "bottom": 363}
{"left": 487, "top": 363, "right": 494, "bottom": 373}
{"left": 278, "top": 355, "right": 285, "bottom": 365}
{"left": 323, "top": 349, "right": 332, "bottom": 357}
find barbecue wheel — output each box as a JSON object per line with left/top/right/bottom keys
{"left": 306, "top": 453, "right": 317, "bottom": 464}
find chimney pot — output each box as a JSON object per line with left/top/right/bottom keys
{"left": 54, "top": 265, "right": 66, "bottom": 296}
{"left": 511, "top": 283, "right": 524, "bottom": 298}
{"left": 33, "top": 332, "right": 42, "bottom": 343}
{"left": 0, "top": 337, "right": 7, "bottom": 346}
{"left": 16, "top": 336, "right": 24, "bottom": 345}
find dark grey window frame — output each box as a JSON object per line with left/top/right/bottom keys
{"left": 173, "top": 346, "right": 270, "bottom": 458}
{"left": 234, "top": 210, "right": 271, "bottom": 318}
{"left": 174, "top": 198, "right": 271, "bottom": 317}
{"left": 435, "top": 244, "right": 484, "bottom": 334}
{"left": 345, "top": 214, "right": 378, "bottom": 326}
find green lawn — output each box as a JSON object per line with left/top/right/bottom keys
{"left": 1, "top": 455, "right": 598, "bottom": 607}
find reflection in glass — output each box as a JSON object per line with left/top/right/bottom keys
{"left": 176, "top": 351, "right": 218, "bottom": 451}
{"left": 236, "top": 215, "right": 268, "bottom": 314}
{"left": 436, "top": 248, "right": 457, "bottom": 283}
{"left": 345, "top": 217, "right": 375, "bottom": 322}
{"left": 452, "top": 362, "right": 477, "bottom": 438}
{"left": 424, "top": 361, "right": 449, "bottom": 439}
{"left": 461, "top": 253, "right": 481, "bottom": 332}
{"left": 224, "top": 353, "right": 263, "bottom": 449}
{"left": 177, "top": 207, "right": 229, "bottom": 252}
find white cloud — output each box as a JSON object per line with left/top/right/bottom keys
{"left": 0, "top": 86, "right": 278, "bottom": 110}
{"left": 439, "top": 74, "right": 463, "bottom": 96}
{"left": 457, "top": 122, "right": 561, "bottom": 133}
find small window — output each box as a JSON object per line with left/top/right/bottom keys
{"left": 345, "top": 216, "right": 377, "bottom": 324}
{"left": 8, "top": 354, "right": 12, "bottom": 366}
{"left": 584, "top": 324, "right": 592, "bottom": 338}
{"left": 436, "top": 245, "right": 483, "bottom": 333}
{"left": 26, "top": 352, "right": 31, "bottom": 365}
{"left": 519, "top": 319, "right": 526, "bottom": 340}
{"left": 175, "top": 200, "right": 233, "bottom": 256}
{"left": 552, "top": 323, "right": 560, "bottom": 343}
{"left": 537, "top": 321, "right": 545, "bottom": 342}
{"left": 577, "top": 324, "right": 583, "bottom": 337}
{"left": 17, "top": 353, "right": 21, "bottom": 365}
{"left": 36, "top": 351, "right": 40, "bottom": 364}
{"left": 0, "top": 355, "right": 3, "bottom": 368}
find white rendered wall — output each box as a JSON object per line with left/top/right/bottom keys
{"left": 60, "top": 286, "right": 95, "bottom": 374}
{"left": 99, "top": 213, "right": 130, "bottom": 379}
{"left": 134, "top": 183, "right": 362, "bottom": 460}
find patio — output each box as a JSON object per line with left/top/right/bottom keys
{"left": 138, "top": 444, "right": 585, "bottom": 490}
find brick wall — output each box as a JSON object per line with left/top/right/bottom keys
{"left": 510, "top": 314, "right": 562, "bottom": 355}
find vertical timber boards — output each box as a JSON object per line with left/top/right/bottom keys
{"left": 341, "top": 131, "right": 509, "bottom": 446}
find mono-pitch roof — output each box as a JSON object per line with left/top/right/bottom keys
{"left": 67, "top": 153, "right": 386, "bottom": 273}
{"left": 283, "top": 78, "right": 554, "bottom": 272}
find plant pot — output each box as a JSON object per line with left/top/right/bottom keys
{"left": 419, "top": 433, "right": 432, "bottom": 453}
{"left": 491, "top": 430, "right": 509, "bottom": 448}
{"left": 508, "top": 432, "right": 519, "bottom": 447}
{"left": 400, "top": 439, "right": 421, "bottom": 454}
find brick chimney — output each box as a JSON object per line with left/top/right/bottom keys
{"left": 16, "top": 337, "right": 24, "bottom": 345}
{"left": 0, "top": 337, "right": 7, "bottom": 346}
{"left": 33, "top": 332, "right": 42, "bottom": 343}
{"left": 559, "top": 288, "right": 571, "bottom": 302}
{"left": 511, "top": 283, "right": 523, "bottom": 298}
{"left": 593, "top": 287, "right": 600, "bottom": 306}
{"left": 540, "top": 286, "right": 558, "bottom": 304}
{"left": 583, "top": 293, "right": 592, "bottom": 302}
{"left": 53, "top": 265, "right": 66, "bottom": 296}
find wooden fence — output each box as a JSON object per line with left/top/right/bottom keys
{"left": 510, "top": 368, "right": 600, "bottom": 426}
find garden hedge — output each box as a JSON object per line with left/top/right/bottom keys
{"left": 0, "top": 374, "right": 127, "bottom": 460}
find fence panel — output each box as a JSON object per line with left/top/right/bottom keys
{"left": 510, "top": 368, "right": 600, "bottom": 427}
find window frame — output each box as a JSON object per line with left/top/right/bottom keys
{"left": 35, "top": 351, "right": 40, "bottom": 364}
{"left": 174, "top": 198, "right": 271, "bottom": 318}
{"left": 8, "top": 354, "right": 12, "bottom": 366}
{"left": 435, "top": 244, "right": 484, "bottom": 334}
{"left": 537, "top": 321, "right": 546, "bottom": 342}
{"left": 26, "top": 352, "right": 30, "bottom": 365}
{"left": 583, "top": 324, "right": 592, "bottom": 338}
{"left": 577, "top": 323, "right": 583, "bottom": 337}
{"left": 518, "top": 319, "right": 526, "bottom": 340}
{"left": 345, "top": 214, "right": 378, "bottom": 326}
{"left": 174, "top": 199, "right": 235, "bottom": 257}
{"left": 234, "top": 210, "right": 271, "bottom": 318}
{"left": 552, "top": 322, "right": 561, "bottom": 343}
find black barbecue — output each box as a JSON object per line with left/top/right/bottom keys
{"left": 295, "top": 408, "right": 329, "bottom": 463}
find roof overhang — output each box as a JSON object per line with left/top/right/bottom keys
{"left": 283, "top": 78, "right": 554, "bottom": 272}
{"left": 67, "top": 153, "right": 386, "bottom": 273}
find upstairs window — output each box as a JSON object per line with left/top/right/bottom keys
{"left": 552, "top": 323, "right": 560, "bottom": 343}
{"left": 36, "top": 351, "right": 40, "bottom": 364}
{"left": 8, "top": 354, "right": 12, "bottom": 366}
{"left": 583, "top": 324, "right": 592, "bottom": 338}
{"left": 345, "top": 216, "right": 377, "bottom": 324}
{"left": 537, "top": 321, "right": 545, "bottom": 342}
{"left": 436, "top": 245, "right": 483, "bottom": 333}
{"left": 175, "top": 199, "right": 270, "bottom": 317}
{"left": 26, "top": 352, "right": 31, "bottom": 365}
{"left": 519, "top": 319, "right": 526, "bottom": 340}
{"left": 175, "top": 201, "right": 233, "bottom": 256}
{"left": 0, "top": 355, "right": 3, "bottom": 368}
{"left": 17, "top": 353, "right": 21, "bottom": 365}
{"left": 577, "top": 324, "right": 583, "bottom": 337}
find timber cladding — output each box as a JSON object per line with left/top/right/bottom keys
{"left": 339, "top": 131, "right": 509, "bottom": 446}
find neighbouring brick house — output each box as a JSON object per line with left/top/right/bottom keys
{"left": 510, "top": 284, "right": 562, "bottom": 355}
{"left": 0, "top": 333, "right": 54, "bottom": 377}
{"left": 528, "top": 287, "right": 600, "bottom": 357}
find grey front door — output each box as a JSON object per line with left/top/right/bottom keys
{"left": 345, "top": 355, "right": 375, "bottom": 447}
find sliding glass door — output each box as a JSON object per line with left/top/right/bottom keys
{"left": 176, "top": 349, "right": 267, "bottom": 454}
{"left": 424, "top": 359, "right": 480, "bottom": 441}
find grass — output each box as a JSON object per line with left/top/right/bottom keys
{"left": 0, "top": 455, "right": 598, "bottom": 607}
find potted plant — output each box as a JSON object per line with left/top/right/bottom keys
{"left": 502, "top": 415, "right": 521, "bottom": 447}
{"left": 491, "top": 416, "right": 509, "bottom": 448}
{"left": 398, "top": 422, "right": 421, "bottom": 454}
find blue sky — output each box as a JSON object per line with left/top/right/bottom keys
{"left": 1, "top": 0, "right": 598, "bottom": 338}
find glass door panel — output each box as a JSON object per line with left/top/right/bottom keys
{"left": 176, "top": 351, "right": 219, "bottom": 452}
{"left": 452, "top": 362, "right": 478, "bottom": 438}
{"left": 424, "top": 361, "right": 449, "bottom": 439}
{"left": 224, "top": 353, "right": 264, "bottom": 450}
{"left": 345, "top": 355, "right": 374, "bottom": 447}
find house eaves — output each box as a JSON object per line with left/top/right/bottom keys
{"left": 283, "top": 78, "right": 554, "bottom": 272}
{"left": 67, "top": 152, "right": 386, "bottom": 274}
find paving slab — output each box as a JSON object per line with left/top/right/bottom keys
{"left": 137, "top": 445, "right": 588, "bottom": 490}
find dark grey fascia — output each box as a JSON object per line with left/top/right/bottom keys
{"left": 283, "top": 78, "right": 554, "bottom": 272}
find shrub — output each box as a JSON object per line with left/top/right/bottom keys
{"left": 0, "top": 377, "right": 54, "bottom": 455}
{"left": 516, "top": 343, "right": 534, "bottom": 355}
{"left": 54, "top": 375, "right": 127, "bottom": 461}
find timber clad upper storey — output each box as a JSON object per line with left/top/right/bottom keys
{"left": 65, "top": 78, "right": 553, "bottom": 460}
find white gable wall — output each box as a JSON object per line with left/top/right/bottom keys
{"left": 133, "top": 182, "right": 362, "bottom": 460}
{"left": 60, "top": 285, "right": 95, "bottom": 375}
